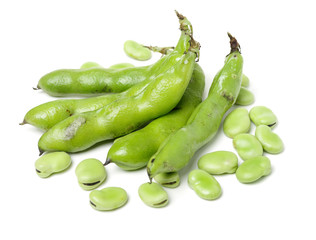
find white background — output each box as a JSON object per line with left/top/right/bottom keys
{"left": 1, "top": 0, "right": 315, "bottom": 239}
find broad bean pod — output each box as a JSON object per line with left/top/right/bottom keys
{"left": 105, "top": 63, "right": 205, "bottom": 170}
{"left": 22, "top": 46, "right": 186, "bottom": 130}
{"left": 147, "top": 33, "right": 243, "bottom": 179}
{"left": 38, "top": 12, "right": 200, "bottom": 153}
{"left": 36, "top": 12, "right": 193, "bottom": 97}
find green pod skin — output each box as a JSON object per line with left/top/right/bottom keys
{"left": 36, "top": 12, "right": 192, "bottom": 97}
{"left": 255, "top": 125, "right": 284, "bottom": 154}
{"left": 22, "top": 53, "right": 178, "bottom": 130}
{"left": 38, "top": 16, "right": 198, "bottom": 153}
{"left": 37, "top": 66, "right": 150, "bottom": 96}
{"left": 223, "top": 108, "right": 251, "bottom": 138}
{"left": 106, "top": 63, "right": 205, "bottom": 170}
{"left": 147, "top": 33, "right": 243, "bottom": 180}
{"left": 236, "top": 156, "right": 271, "bottom": 183}
{"left": 89, "top": 187, "right": 128, "bottom": 211}
{"left": 188, "top": 169, "right": 222, "bottom": 200}
{"left": 22, "top": 13, "right": 192, "bottom": 130}
{"left": 235, "top": 87, "right": 255, "bottom": 106}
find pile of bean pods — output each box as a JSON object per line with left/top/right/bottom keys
{"left": 22, "top": 11, "right": 283, "bottom": 211}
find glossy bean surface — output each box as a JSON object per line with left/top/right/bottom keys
{"left": 233, "top": 133, "right": 263, "bottom": 160}
{"left": 249, "top": 106, "right": 277, "bottom": 127}
{"left": 138, "top": 182, "right": 168, "bottom": 208}
{"left": 154, "top": 172, "right": 180, "bottom": 188}
{"left": 35, "top": 152, "right": 71, "bottom": 178}
{"left": 75, "top": 158, "right": 107, "bottom": 190}
{"left": 223, "top": 108, "right": 251, "bottom": 138}
{"left": 255, "top": 125, "right": 284, "bottom": 154}
{"left": 241, "top": 74, "right": 250, "bottom": 87}
{"left": 124, "top": 40, "right": 152, "bottom": 61}
{"left": 235, "top": 87, "right": 255, "bottom": 106}
{"left": 89, "top": 187, "right": 128, "bottom": 211}
{"left": 198, "top": 151, "right": 238, "bottom": 174}
{"left": 236, "top": 156, "right": 271, "bottom": 183}
{"left": 188, "top": 169, "right": 222, "bottom": 200}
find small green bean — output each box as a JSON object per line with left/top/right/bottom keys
{"left": 80, "top": 62, "right": 103, "bottom": 69}
{"left": 233, "top": 133, "right": 263, "bottom": 161}
{"left": 236, "top": 156, "right": 271, "bottom": 183}
{"left": 249, "top": 106, "right": 277, "bottom": 127}
{"left": 138, "top": 182, "right": 168, "bottom": 208}
{"left": 188, "top": 169, "right": 222, "bottom": 200}
{"left": 241, "top": 74, "right": 250, "bottom": 87}
{"left": 89, "top": 187, "right": 128, "bottom": 211}
{"left": 109, "top": 63, "right": 135, "bottom": 69}
{"left": 223, "top": 108, "right": 251, "bottom": 138}
{"left": 255, "top": 125, "right": 284, "bottom": 154}
{"left": 35, "top": 152, "right": 71, "bottom": 178}
{"left": 198, "top": 151, "right": 238, "bottom": 174}
{"left": 154, "top": 172, "right": 180, "bottom": 188}
{"left": 235, "top": 87, "right": 255, "bottom": 106}
{"left": 75, "top": 158, "right": 106, "bottom": 190}
{"left": 124, "top": 40, "right": 152, "bottom": 61}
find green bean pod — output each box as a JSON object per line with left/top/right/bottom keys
{"left": 105, "top": 63, "right": 205, "bottom": 170}
{"left": 36, "top": 11, "right": 193, "bottom": 97}
{"left": 21, "top": 46, "right": 185, "bottom": 131}
{"left": 38, "top": 13, "right": 199, "bottom": 153}
{"left": 147, "top": 33, "right": 243, "bottom": 180}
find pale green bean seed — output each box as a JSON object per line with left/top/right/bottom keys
{"left": 235, "top": 87, "right": 255, "bottom": 106}
{"left": 109, "top": 63, "right": 135, "bottom": 69}
{"left": 35, "top": 152, "right": 71, "bottom": 178}
{"left": 138, "top": 182, "right": 168, "bottom": 208}
{"left": 233, "top": 133, "right": 263, "bottom": 161}
{"left": 198, "top": 151, "right": 238, "bottom": 174}
{"left": 124, "top": 40, "right": 152, "bottom": 61}
{"left": 80, "top": 62, "right": 103, "bottom": 69}
{"left": 154, "top": 172, "right": 180, "bottom": 188}
{"left": 188, "top": 169, "right": 222, "bottom": 200}
{"left": 241, "top": 74, "right": 250, "bottom": 87}
{"left": 223, "top": 108, "right": 251, "bottom": 138}
{"left": 249, "top": 106, "right": 277, "bottom": 127}
{"left": 255, "top": 125, "right": 284, "bottom": 154}
{"left": 89, "top": 187, "right": 128, "bottom": 211}
{"left": 236, "top": 156, "right": 271, "bottom": 183}
{"left": 75, "top": 158, "right": 107, "bottom": 190}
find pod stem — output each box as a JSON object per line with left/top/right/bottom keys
{"left": 227, "top": 32, "right": 241, "bottom": 54}
{"left": 143, "top": 46, "right": 174, "bottom": 55}
{"left": 146, "top": 167, "right": 153, "bottom": 183}
{"left": 188, "top": 34, "right": 201, "bottom": 61}
{"left": 33, "top": 86, "right": 41, "bottom": 90}
{"left": 38, "top": 148, "right": 44, "bottom": 156}
{"left": 175, "top": 10, "right": 193, "bottom": 36}
{"left": 19, "top": 119, "right": 27, "bottom": 125}
{"left": 103, "top": 158, "right": 111, "bottom": 166}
